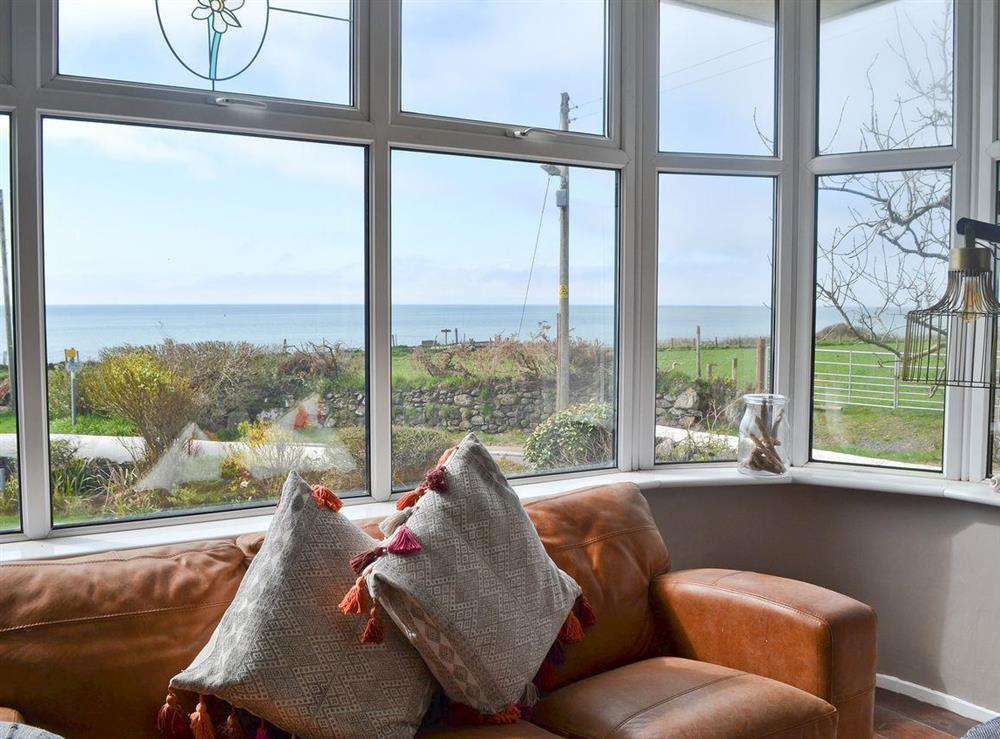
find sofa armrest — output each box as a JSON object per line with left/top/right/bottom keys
{"left": 651, "top": 569, "right": 877, "bottom": 738}
{"left": 0, "top": 707, "right": 25, "bottom": 723}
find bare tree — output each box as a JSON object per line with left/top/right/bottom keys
{"left": 813, "top": 2, "right": 954, "bottom": 357}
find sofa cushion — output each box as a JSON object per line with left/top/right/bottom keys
{"left": 365, "top": 434, "right": 582, "bottom": 716}
{"left": 522, "top": 483, "right": 670, "bottom": 690}
{"left": 417, "top": 721, "right": 562, "bottom": 738}
{"left": 170, "top": 472, "right": 436, "bottom": 738}
{"left": 0, "top": 539, "right": 246, "bottom": 739}
{"left": 530, "top": 657, "right": 838, "bottom": 739}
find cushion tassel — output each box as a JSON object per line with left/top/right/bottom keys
{"left": 484, "top": 705, "right": 520, "bottom": 725}
{"left": 254, "top": 719, "right": 269, "bottom": 739}
{"left": 576, "top": 594, "right": 597, "bottom": 627}
{"left": 350, "top": 546, "right": 386, "bottom": 575}
{"left": 361, "top": 605, "right": 384, "bottom": 644}
{"left": 395, "top": 488, "right": 424, "bottom": 511}
{"left": 519, "top": 681, "right": 539, "bottom": 710}
{"left": 546, "top": 639, "right": 566, "bottom": 665}
{"left": 189, "top": 696, "right": 216, "bottom": 739}
{"left": 423, "top": 465, "right": 448, "bottom": 493}
{"left": 558, "top": 610, "right": 585, "bottom": 644}
{"left": 310, "top": 484, "right": 343, "bottom": 512}
{"left": 157, "top": 690, "right": 193, "bottom": 738}
{"left": 221, "top": 711, "right": 245, "bottom": 739}
{"left": 378, "top": 506, "right": 414, "bottom": 537}
{"left": 338, "top": 578, "right": 369, "bottom": 615}
{"left": 386, "top": 524, "right": 422, "bottom": 555}
{"left": 534, "top": 659, "right": 557, "bottom": 692}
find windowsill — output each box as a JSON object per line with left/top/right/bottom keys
{"left": 2, "top": 465, "right": 998, "bottom": 563}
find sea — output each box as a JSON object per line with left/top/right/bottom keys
{"left": 41, "top": 304, "right": 854, "bottom": 361}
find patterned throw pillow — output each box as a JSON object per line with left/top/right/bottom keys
{"left": 344, "top": 434, "right": 586, "bottom": 722}
{"left": 160, "top": 472, "right": 437, "bottom": 739}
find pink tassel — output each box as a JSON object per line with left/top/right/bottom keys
{"left": 254, "top": 719, "right": 269, "bottom": 739}
{"left": 350, "top": 546, "right": 385, "bottom": 575}
{"left": 423, "top": 465, "right": 448, "bottom": 493}
{"left": 386, "top": 525, "right": 422, "bottom": 555}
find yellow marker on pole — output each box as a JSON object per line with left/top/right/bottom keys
{"left": 559, "top": 284, "right": 569, "bottom": 299}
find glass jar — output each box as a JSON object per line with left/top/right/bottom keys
{"left": 737, "top": 394, "right": 789, "bottom": 477}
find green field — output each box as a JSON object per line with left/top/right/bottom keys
{"left": 657, "top": 340, "right": 944, "bottom": 467}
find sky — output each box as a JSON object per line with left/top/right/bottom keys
{"left": 1, "top": 0, "right": 955, "bottom": 315}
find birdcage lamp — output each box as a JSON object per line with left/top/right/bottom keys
{"left": 901, "top": 218, "right": 1000, "bottom": 389}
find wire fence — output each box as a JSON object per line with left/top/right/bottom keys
{"left": 814, "top": 348, "right": 944, "bottom": 412}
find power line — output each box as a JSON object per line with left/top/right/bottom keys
{"left": 517, "top": 177, "right": 552, "bottom": 339}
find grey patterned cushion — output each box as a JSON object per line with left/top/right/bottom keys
{"left": 0, "top": 724, "right": 62, "bottom": 739}
{"left": 366, "top": 434, "right": 581, "bottom": 716}
{"left": 170, "top": 472, "right": 436, "bottom": 739}
{"left": 965, "top": 718, "right": 1000, "bottom": 738}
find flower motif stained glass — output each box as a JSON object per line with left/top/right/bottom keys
{"left": 58, "top": 0, "right": 351, "bottom": 104}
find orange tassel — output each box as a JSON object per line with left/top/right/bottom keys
{"left": 338, "top": 578, "right": 369, "bottom": 615}
{"left": 576, "top": 594, "right": 597, "bottom": 627}
{"left": 437, "top": 447, "right": 456, "bottom": 466}
{"left": 157, "top": 690, "right": 193, "bottom": 738}
{"left": 484, "top": 705, "right": 520, "bottom": 725}
{"left": 361, "top": 606, "right": 384, "bottom": 644}
{"left": 310, "top": 484, "right": 343, "bottom": 512}
{"left": 189, "top": 696, "right": 216, "bottom": 739}
{"left": 558, "top": 610, "right": 585, "bottom": 644}
{"left": 395, "top": 488, "right": 424, "bottom": 510}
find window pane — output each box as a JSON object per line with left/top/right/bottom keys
{"left": 659, "top": 0, "right": 776, "bottom": 155}
{"left": 391, "top": 150, "right": 617, "bottom": 487}
{"left": 0, "top": 115, "right": 17, "bottom": 533}
{"left": 812, "top": 168, "right": 950, "bottom": 470}
{"left": 42, "top": 119, "right": 366, "bottom": 526}
{"left": 656, "top": 174, "right": 775, "bottom": 464}
{"left": 819, "top": 0, "right": 953, "bottom": 154}
{"left": 400, "top": 0, "right": 607, "bottom": 135}
{"left": 58, "top": 0, "right": 351, "bottom": 105}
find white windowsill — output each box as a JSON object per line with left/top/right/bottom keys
{"left": 2, "top": 465, "right": 998, "bottom": 563}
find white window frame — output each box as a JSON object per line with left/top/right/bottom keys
{"left": 0, "top": 0, "right": 636, "bottom": 543}
{"left": 0, "top": 0, "right": 997, "bottom": 547}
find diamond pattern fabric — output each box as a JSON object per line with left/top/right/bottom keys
{"left": 170, "top": 472, "right": 436, "bottom": 739}
{"left": 367, "top": 434, "right": 581, "bottom": 715}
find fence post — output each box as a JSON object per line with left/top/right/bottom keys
{"left": 707, "top": 363, "right": 714, "bottom": 380}
{"left": 893, "top": 358, "right": 901, "bottom": 409}
{"left": 755, "top": 338, "right": 765, "bottom": 392}
{"left": 731, "top": 357, "right": 738, "bottom": 383}
{"left": 695, "top": 326, "right": 702, "bottom": 379}
{"left": 847, "top": 351, "right": 853, "bottom": 404}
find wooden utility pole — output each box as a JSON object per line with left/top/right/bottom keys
{"left": 755, "top": 337, "right": 767, "bottom": 392}
{"left": 556, "top": 91, "right": 571, "bottom": 411}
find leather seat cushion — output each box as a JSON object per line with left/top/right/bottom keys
{"left": 418, "top": 720, "right": 563, "bottom": 738}
{"left": 530, "top": 657, "right": 838, "bottom": 739}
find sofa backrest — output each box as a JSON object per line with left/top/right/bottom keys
{"left": 0, "top": 540, "right": 247, "bottom": 739}
{"left": 0, "top": 482, "right": 668, "bottom": 738}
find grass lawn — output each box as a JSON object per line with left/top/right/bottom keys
{"left": 0, "top": 411, "right": 134, "bottom": 436}
{"left": 812, "top": 404, "right": 943, "bottom": 467}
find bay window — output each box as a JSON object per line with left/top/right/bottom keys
{"left": 0, "top": 0, "right": 998, "bottom": 546}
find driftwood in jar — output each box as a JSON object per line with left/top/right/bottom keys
{"left": 746, "top": 399, "right": 786, "bottom": 474}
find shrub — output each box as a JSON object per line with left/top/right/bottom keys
{"left": 81, "top": 350, "right": 198, "bottom": 461}
{"left": 391, "top": 425, "right": 455, "bottom": 487}
{"left": 656, "top": 433, "right": 733, "bottom": 463}
{"left": 523, "top": 402, "right": 614, "bottom": 470}
{"left": 0, "top": 473, "right": 17, "bottom": 516}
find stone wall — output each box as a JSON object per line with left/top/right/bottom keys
{"left": 323, "top": 376, "right": 737, "bottom": 435}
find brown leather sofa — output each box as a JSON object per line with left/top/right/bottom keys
{"left": 0, "top": 483, "right": 877, "bottom": 738}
